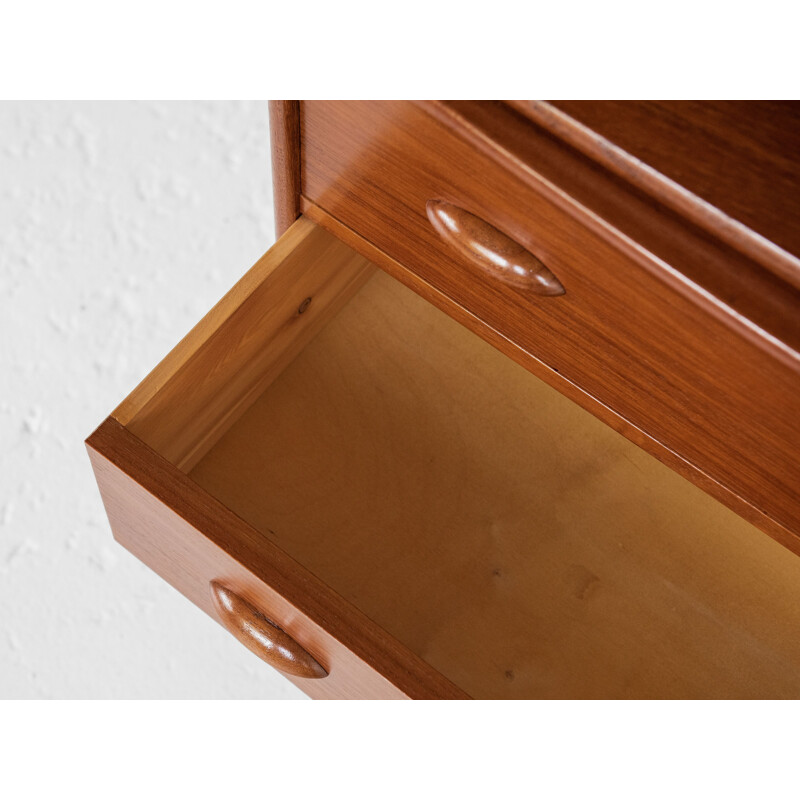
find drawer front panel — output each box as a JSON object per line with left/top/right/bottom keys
{"left": 301, "top": 101, "right": 800, "bottom": 539}
{"left": 86, "top": 418, "right": 468, "bottom": 700}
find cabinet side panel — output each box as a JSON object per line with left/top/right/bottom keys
{"left": 269, "top": 100, "right": 301, "bottom": 237}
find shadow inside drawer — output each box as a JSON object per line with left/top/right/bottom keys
{"left": 188, "top": 268, "right": 800, "bottom": 700}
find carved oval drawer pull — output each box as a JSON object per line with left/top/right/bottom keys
{"left": 426, "top": 200, "right": 565, "bottom": 296}
{"left": 210, "top": 581, "right": 327, "bottom": 679}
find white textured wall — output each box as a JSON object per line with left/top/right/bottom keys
{"left": 0, "top": 102, "right": 306, "bottom": 698}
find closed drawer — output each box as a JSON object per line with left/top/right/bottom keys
{"left": 300, "top": 101, "right": 800, "bottom": 541}
{"left": 87, "top": 217, "right": 800, "bottom": 698}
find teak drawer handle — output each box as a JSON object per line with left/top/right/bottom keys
{"left": 210, "top": 581, "right": 327, "bottom": 679}
{"left": 426, "top": 200, "right": 565, "bottom": 296}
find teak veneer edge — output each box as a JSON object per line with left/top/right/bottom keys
{"left": 269, "top": 100, "right": 301, "bottom": 237}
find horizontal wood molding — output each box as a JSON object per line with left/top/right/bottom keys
{"left": 514, "top": 100, "right": 800, "bottom": 285}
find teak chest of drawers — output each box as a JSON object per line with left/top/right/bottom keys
{"left": 87, "top": 101, "right": 800, "bottom": 699}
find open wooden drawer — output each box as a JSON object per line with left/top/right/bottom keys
{"left": 87, "top": 217, "right": 800, "bottom": 699}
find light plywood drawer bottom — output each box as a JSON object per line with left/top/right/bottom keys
{"left": 87, "top": 217, "right": 800, "bottom": 699}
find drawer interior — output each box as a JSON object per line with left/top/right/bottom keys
{"left": 119, "top": 220, "right": 800, "bottom": 699}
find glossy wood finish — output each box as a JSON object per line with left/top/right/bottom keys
{"left": 300, "top": 101, "right": 800, "bottom": 547}
{"left": 530, "top": 101, "right": 800, "bottom": 269}
{"left": 210, "top": 581, "right": 327, "bottom": 679}
{"left": 513, "top": 102, "right": 800, "bottom": 292}
{"left": 115, "top": 218, "right": 374, "bottom": 471}
{"left": 426, "top": 200, "right": 565, "bottom": 295}
{"left": 191, "top": 269, "right": 800, "bottom": 698}
{"left": 268, "top": 101, "right": 301, "bottom": 237}
{"left": 434, "top": 101, "right": 800, "bottom": 356}
{"left": 86, "top": 418, "right": 469, "bottom": 700}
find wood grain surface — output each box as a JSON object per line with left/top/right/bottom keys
{"left": 116, "top": 218, "right": 374, "bottom": 471}
{"left": 87, "top": 101, "right": 800, "bottom": 700}
{"left": 87, "top": 418, "right": 469, "bottom": 700}
{"left": 268, "top": 101, "right": 301, "bottom": 237}
{"left": 426, "top": 199, "right": 565, "bottom": 295}
{"left": 300, "top": 101, "right": 800, "bottom": 546}
{"left": 190, "top": 269, "right": 800, "bottom": 699}
{"left": 531, "top": 100, "right": 800, "bottom": 268}
{"left": 210, "top": 581, "right": 328, "bottom": 679}
{"left": 422, "top": 101, "right": 800, "bottom": 360}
